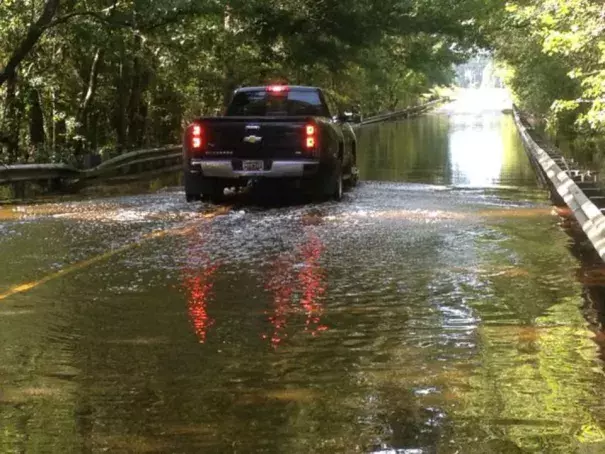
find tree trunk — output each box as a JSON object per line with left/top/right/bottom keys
{"left": 127, "top": 40, "right": 143, "bottom": 148}
{"left": 75, "top": 48, "right": 103, "bottom": 155}
{"left": 29, "top": 88, "right": 45, "bottom": 146}
{"left": 56, "top": 118, "right": 66, "bottom": 149}
{"left": 221, "top": 8, "right": 236, "bottom": 110}
{"left": 114, "top": 57, "right": 130, "bottom": 154}
{"left": 0, "top": 0, "right": 61, "bottom": 88}
{"left": 1, "top": 73, "right": 19, "bottom": 163}
{"left": 79, "top": 48, "right": 103, "bottom": 125}
{"left": 127, "top": 35, "right": 153, "bottom": 148}
{"left": 222, "top": 66, "right": 236, "bottom": 109}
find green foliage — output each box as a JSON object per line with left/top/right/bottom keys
{"left": 0, "top": 185, "right": 14, "bottom": 200}
{"left": 0, "top": 0, "right": 495, "bottom": 164}
{"left": 484, "top": 0, "right": 605, "bottom": 135}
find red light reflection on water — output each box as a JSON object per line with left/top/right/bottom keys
{"left": 298, "top": 235, "right": 328, "bottom": 336}
{"left": 264, "top": 255, "right": 296, "bottom": 346}
{"left": 184, "top": 264, "right": 218, "bottom": 343}
{"left": 263, "top": 232, "right": 328, "bottom": 347}
{"left": 182, "top": 227, "right": 218, "bottom": 343}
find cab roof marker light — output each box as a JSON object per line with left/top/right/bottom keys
{"left": 267, "top": 85, "right": 288, "bottom": 93}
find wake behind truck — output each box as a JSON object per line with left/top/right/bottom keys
{"left": 182, "top": 85, "right": 358, "bottom": 203}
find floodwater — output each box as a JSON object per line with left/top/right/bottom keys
{"left": 2, "top": 90, "right": 605, "bottom": 453}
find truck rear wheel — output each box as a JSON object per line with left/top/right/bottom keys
{"left": 186, "top": 193, "right": 202, "bottom": 203}
{"left": 333, "top": 166, "right": 343, "bottom": 201}
{"left": 345, "top": 167, "right": 359, "bottom": 189}
{"left": 201, "top": 180, "right": 226, "bottom": 204}
{"left": 316, "top": 161, "right": 343, "bottom": 202}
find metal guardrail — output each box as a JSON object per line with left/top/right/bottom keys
{"left": 513, "top": 106, "right": 605, "bottom": 261}
{"left": 84, "top": 145, "right": 181, "bottom": 179}
{"left": 0, "top": 145, "right": 182, "bottom": 192}
{"left": 0, "top": 163, "right": 80, "bottom": 184}
{"left": 358, "top": 98, "right": 447, "bottom": 126}
{"left": 90, "top": 145, "right": 181, "bottom": 171}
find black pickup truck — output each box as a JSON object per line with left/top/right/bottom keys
{"left": 183, "top": 85, "right": 358, "bottom": 203}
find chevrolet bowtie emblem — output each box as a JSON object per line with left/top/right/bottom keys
{"left": 243, "top": 135, "right": 262, "bottom": 144}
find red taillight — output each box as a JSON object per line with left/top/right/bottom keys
{"left": 267, "top": 85, "right": 288, "bottom": 93}
{"left": 305, "top": 123, "right": 317, "bottom": 152}
{"left": 189, "top": 123, "right": 203, "bottom": 151}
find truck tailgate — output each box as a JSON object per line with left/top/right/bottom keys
{"left": 203, "top": 117, "right": 312, "bottom": 159}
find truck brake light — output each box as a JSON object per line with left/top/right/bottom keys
{"left": 305, "top": 123, "right": 317, "bottom": 151}
{"left": 190, "top": 123, "right": 204, "bottom": 151}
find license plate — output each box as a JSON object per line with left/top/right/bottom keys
{"left": 242, "top": 160, "right": 264, "bottom": 171}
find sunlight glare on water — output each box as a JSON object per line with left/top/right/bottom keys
{"left": 440, "top": 88, "right": 513, "bottom": 115}
{"left": 445, "top": 89, "right": 514, "bottom": 187}
{"left": 357, "top": 88, "right": 533, "bottom": 188}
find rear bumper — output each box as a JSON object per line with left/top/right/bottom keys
{"left": 190, "top": 159, "right": 320, "bottom": 179}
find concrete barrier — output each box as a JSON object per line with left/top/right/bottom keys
{"left": 513, "top": 107, "right": 605, "bottom": 261}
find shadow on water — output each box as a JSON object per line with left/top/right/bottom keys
{"left": 557, "top": 204, "right": 605, "bottom": 350}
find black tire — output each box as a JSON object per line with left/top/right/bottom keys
{"left": 201, "top": 181, "right": 226, "bottom": 204}
{"left": 344, "top": 141, "right": 358, "bottom": 189}
{"left": 346, "top": 167, "right": 359, "bottom": 188}
{"left": 309, "top": 161, "right": 344, "bottom": 202}
{"left": 186, "top": 193, "right": 202, "bottom": 203}
{"left": 332, "top": 164, "right": 343, "bottom": 201}
{"left": 317, "top": 161, "right": 344, "bottom": 201}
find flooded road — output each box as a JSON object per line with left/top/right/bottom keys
{"left": 2, "top": 90, "right": 605, "bottom": 453}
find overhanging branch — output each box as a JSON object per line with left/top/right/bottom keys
{"left": 0, "top": 0, "right": 60, "bottom": 87}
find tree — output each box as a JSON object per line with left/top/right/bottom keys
{"left": 481, "top": 0, "right": 605, "bottom": 134}
{"left": 0, "top": 0, "right": 60, "bottom": 88}
{"left": 0, "top": 0, "right": 500, "bottom": 164}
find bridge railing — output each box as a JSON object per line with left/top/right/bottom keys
{"left": 513, "top": 105, "right": 605, "bottom": 262}
{"left": 358, "top": 98, "right": 447, "bottom": 126}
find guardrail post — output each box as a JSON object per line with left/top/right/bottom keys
{"left": 12, "top": 181, "right": 25, "bottom": 199}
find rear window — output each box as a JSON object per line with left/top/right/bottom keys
{"left": 226, "top": 89, "right": 328, "bottom": 117}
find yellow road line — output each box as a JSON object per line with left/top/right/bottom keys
{"left": 0, "top": 206, "right": 231, "bottom": 301}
